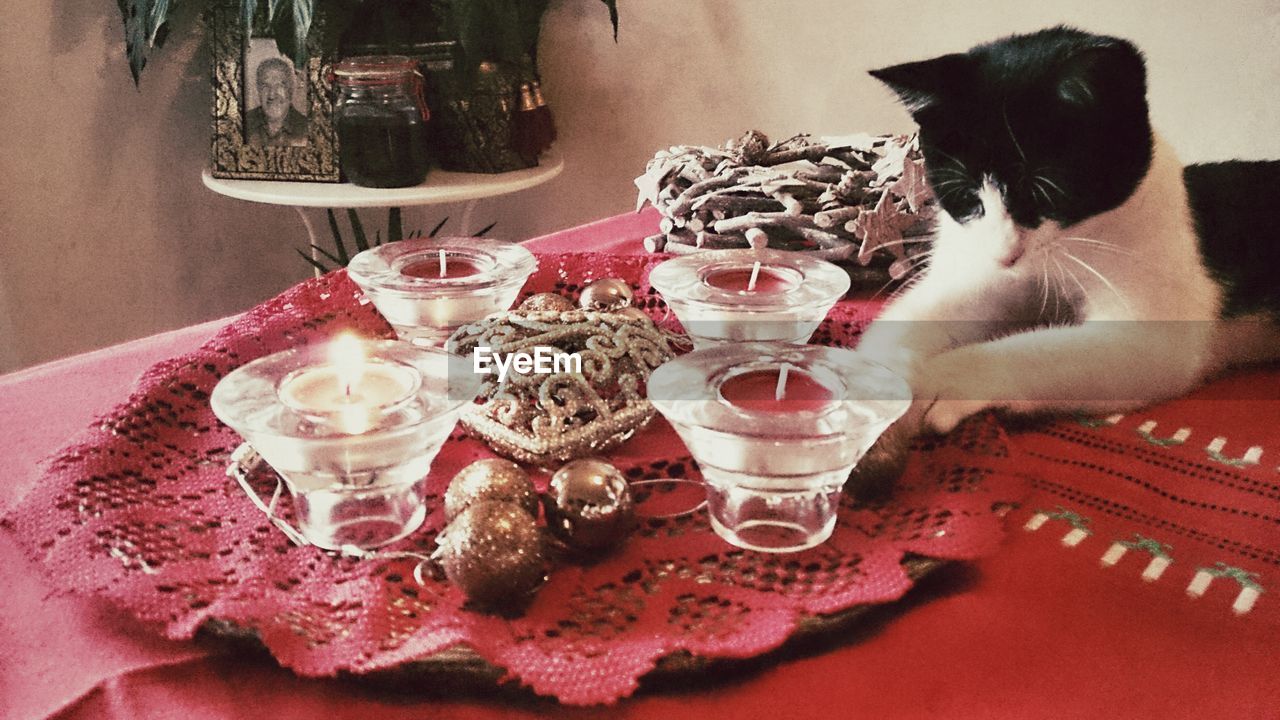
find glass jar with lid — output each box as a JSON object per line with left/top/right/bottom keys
{"left": 333, "top": 55, "right": 431, "bottom": 188}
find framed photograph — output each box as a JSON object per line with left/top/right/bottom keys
{"left": 209, "top": 0, "right": 340, "bottom": 181}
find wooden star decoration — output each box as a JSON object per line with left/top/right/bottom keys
{"left": 634, "top": 162, "right": 677, "bottom": 212}
{"left": 890, "top": 156, "right": 932, "bottom": 213}
{"left": 870, "top": 137, "right": 912, "bottom": 180}
{"left": 851, "top": 189, "right": 917, "bottom": 266}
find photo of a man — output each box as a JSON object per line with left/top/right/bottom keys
{"left": 244, "top": 43, "right": 308, "bottom": 148}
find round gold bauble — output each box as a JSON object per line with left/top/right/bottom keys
{"left": 444, "top": 458, "right": 538, "bottom": 521}
{"left": 437, "top": 500, "right": 547, "bottom": 606}
{"left": 520, "top": 293, "right": 577, "bottom": 312}
{"left": 578, "top": 278, "right": 635, "bottom": 311}
{"left": 544, "top": 458, "right": 636, "bottom": 551}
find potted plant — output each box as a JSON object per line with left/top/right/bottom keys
{"left": 115, "top": 0, "right": 618, "bottom": 84}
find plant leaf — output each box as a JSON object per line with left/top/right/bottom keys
{"left": 296, "top": 248, "right": 330, "bottom": 274}
{"left": 428, "top": 216, "right": 449, "bottom": 237}
{"left": 600, "top": 0, "right": 619, "bottom": 41}
{"left": 325, "top": 209, "right": 350, "bottom": 265}
{"left": 347, "top": 208, "right": 369, "bottom": 252}
{"left": 471, "top": 221, "right": 497, "bottom": 237}
{"left": 307, "top": 243, "right": 344, "bottom": 267}
{"left": 290, "top": 0, "right": 314, "bottom": 68}
{"left": 242, "top": 0, "right": 257, "bottom": 39}
{"left": 117, "top": 0, "right": 154, "bottom": 85}
{"left": 266, "top": 0, "right": 285, "bottom": 23}
{"left": 388, "top": 207, "right": 404, "bottom": 243}
{"left": 146, "top": 0, "right": 170, "bottom": 45}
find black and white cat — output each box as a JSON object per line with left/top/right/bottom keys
{"left": 853, "top": 26, "right": 1280, "bottom": 483}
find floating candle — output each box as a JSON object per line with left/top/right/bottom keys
{"left": 277, "top": 334, "right": 420, "bottom": 434}
{"left": 348, "top": 238, "right": 537, "bottom": 347}
{"left": 702, "top": 261, "right": 796, "bottom": 294}
{"left": 400, "top": 250, "right": 484, "bottom": 279}
{"left": 717, "top": 364, "right": 836, "bottom": 413}
{"left": 649, "top": 249, "right": 849, "bottom": 349}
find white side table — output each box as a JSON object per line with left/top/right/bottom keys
{"left": 201, "top": 153, "right": 564, "bottom": 264}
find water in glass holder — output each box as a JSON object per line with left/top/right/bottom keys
{"left": 648, "top": 342, "right": 911, "bottom": 553}
{"left": 648, "top": 249, "right": 851, "bottom": 349}
{"left": 212, "top": 337, "right": 481, "bottom": 550}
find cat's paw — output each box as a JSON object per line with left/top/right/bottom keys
{"left": 922, "top": 398, "right": 992, "bottom": 434}
{"left": 915, "top": 353, "right": 996, "bottom": 434}
{"left": 846, "top": 410, "right": 921, "bottom": 498}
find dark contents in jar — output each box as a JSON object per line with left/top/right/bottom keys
{"left": 337, "top": 115, "right": 430, "bottom": 188}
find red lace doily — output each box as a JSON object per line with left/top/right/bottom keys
{"left": 6, "top": 252, "right": 1027, "bottom": 705}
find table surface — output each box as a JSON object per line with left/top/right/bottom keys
{"left": 200, "top": 153, "right": 563, "bottom": 208}
{"left": 4, "top": 209, "right": 1279, "bottom": 720}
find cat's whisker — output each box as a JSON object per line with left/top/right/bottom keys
{"left": 1038, "top": 258, "right": 1051, "bottom": 319}
{"left": 1030, "top": 181, "right": 1054, "bottom": 211}
{"left": 1003, "top": 104, "right": 1029, "bottom": 164}
{"left": 1035, "top": 174, "right": 1066, "bottom": 198}
{"left": 931, "top": 177, "right": 969, "bottom": 190}
{"left": 866, "top": 237, "right": 932, "bottom": 251}
{"left": 1061, "top": 249, "right": 1133, "bottom": 312}
{"left": 1058, "top": 255, "right": 1089, "bottom": 306}
{"left": 868, "top": 251, "right": 935, "bottom": 302}
{"left": 1061, "top": 236, "right": 1135, "bottom": 255}
{"left": 1050, "top": 255, "right": 1071, "bottom": 322}
{"left": 926, "top": 147, "right": 970, "bottom": 174}
{"left": 1032, "top": 177, "right": 1059, "bottom": 211}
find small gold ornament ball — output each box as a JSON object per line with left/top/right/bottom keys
{"left": 520, "top": 293, "right": 577, "bottom": 312}
{"left": 544, "top": 458, "right": 636, "bottom": 551}
{"left": 438, "top": 500, "right": 547, "bottom": 606}
{"left": 445, "top": 458, "right": 538, "bottom": 521}
{"left": 578, "top": 278, "right": 635, "bottom": 311}
{"left": 613, "top": 306, "right": 653, "bottom": 324}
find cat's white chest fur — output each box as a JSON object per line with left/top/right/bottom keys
{"left": 859, "top": 134, "right": 1228, "bottom": 435}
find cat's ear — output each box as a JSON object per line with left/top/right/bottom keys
{"left": 869, "top": 53, "right": 971, "bottom": 114}
{"left": 1057, "top": 39, "right": 1147, "bottom": 108}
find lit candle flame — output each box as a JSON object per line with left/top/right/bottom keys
{"left": 774, "top": 363, "right": 790, "bottom": 401}
{"left": 329, "top": 333, "right": 366, "bottom": 400}
{"left": 747, "top": 261, "right": 762, "bottom": 292}
{"left": 439, "top": 249, "right": 447, "bottom": 278}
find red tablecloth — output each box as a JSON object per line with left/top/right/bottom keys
{"left": 4, "top": 209, "right": 1278, "bottom": 719}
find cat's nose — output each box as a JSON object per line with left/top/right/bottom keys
{"left": 999, "top": 245, "right": 1026, "bottom": 268}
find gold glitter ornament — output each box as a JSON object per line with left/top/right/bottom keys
{"left": 544, "top": 458, "right": 635, "bottom": 551}
{"left": 444, "top": 458, "right": 538, "bottom": 521}
{"left": 436, "top": 500, "right": 547, "bottom": 606}
{"left": 614, "top": 306, "right": 655, "bottom": 325}
{"left": 520, "top": 293, "right": 577, "bottom": 312}
{"left": 577, "top": 278, "right": 635, "bottom": 311}
{"left": 447, "top": 297, "right": 675, "bottom": 466}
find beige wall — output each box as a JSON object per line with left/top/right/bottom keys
{"left": 2, "top": 0, "right": 1278, "bottom": 372}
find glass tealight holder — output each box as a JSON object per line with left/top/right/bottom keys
{"left": 211, "top": 339, "right": 481, "bottom": 551}
{"left": 347, "top": 237, "right": 537, "bottom": 346}
{"left": 648, "top": 342, "right": 910, "bottom": 553}
{"left": 648, "top": 249, "right": 851, "bottom": 349}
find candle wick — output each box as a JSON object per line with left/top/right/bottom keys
{"left": 439, "top": 249, "right": 447, "bottom": 278}
{"left": 775, "top": 364, "right": 789, "bottom": 401}
{"left": 747, "top": 261, "right": 762, "bottom": 292}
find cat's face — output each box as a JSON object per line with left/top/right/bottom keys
{"left": 871, "top": 27, "right": 1153, "bottom": 267}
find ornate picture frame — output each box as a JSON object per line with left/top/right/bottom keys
{"left": 209, "top": 0, "right": 340, "bottom": 182}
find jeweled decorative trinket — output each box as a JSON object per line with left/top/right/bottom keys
{"left": 447, "top": 283, "right": 674, "bottom": 466}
